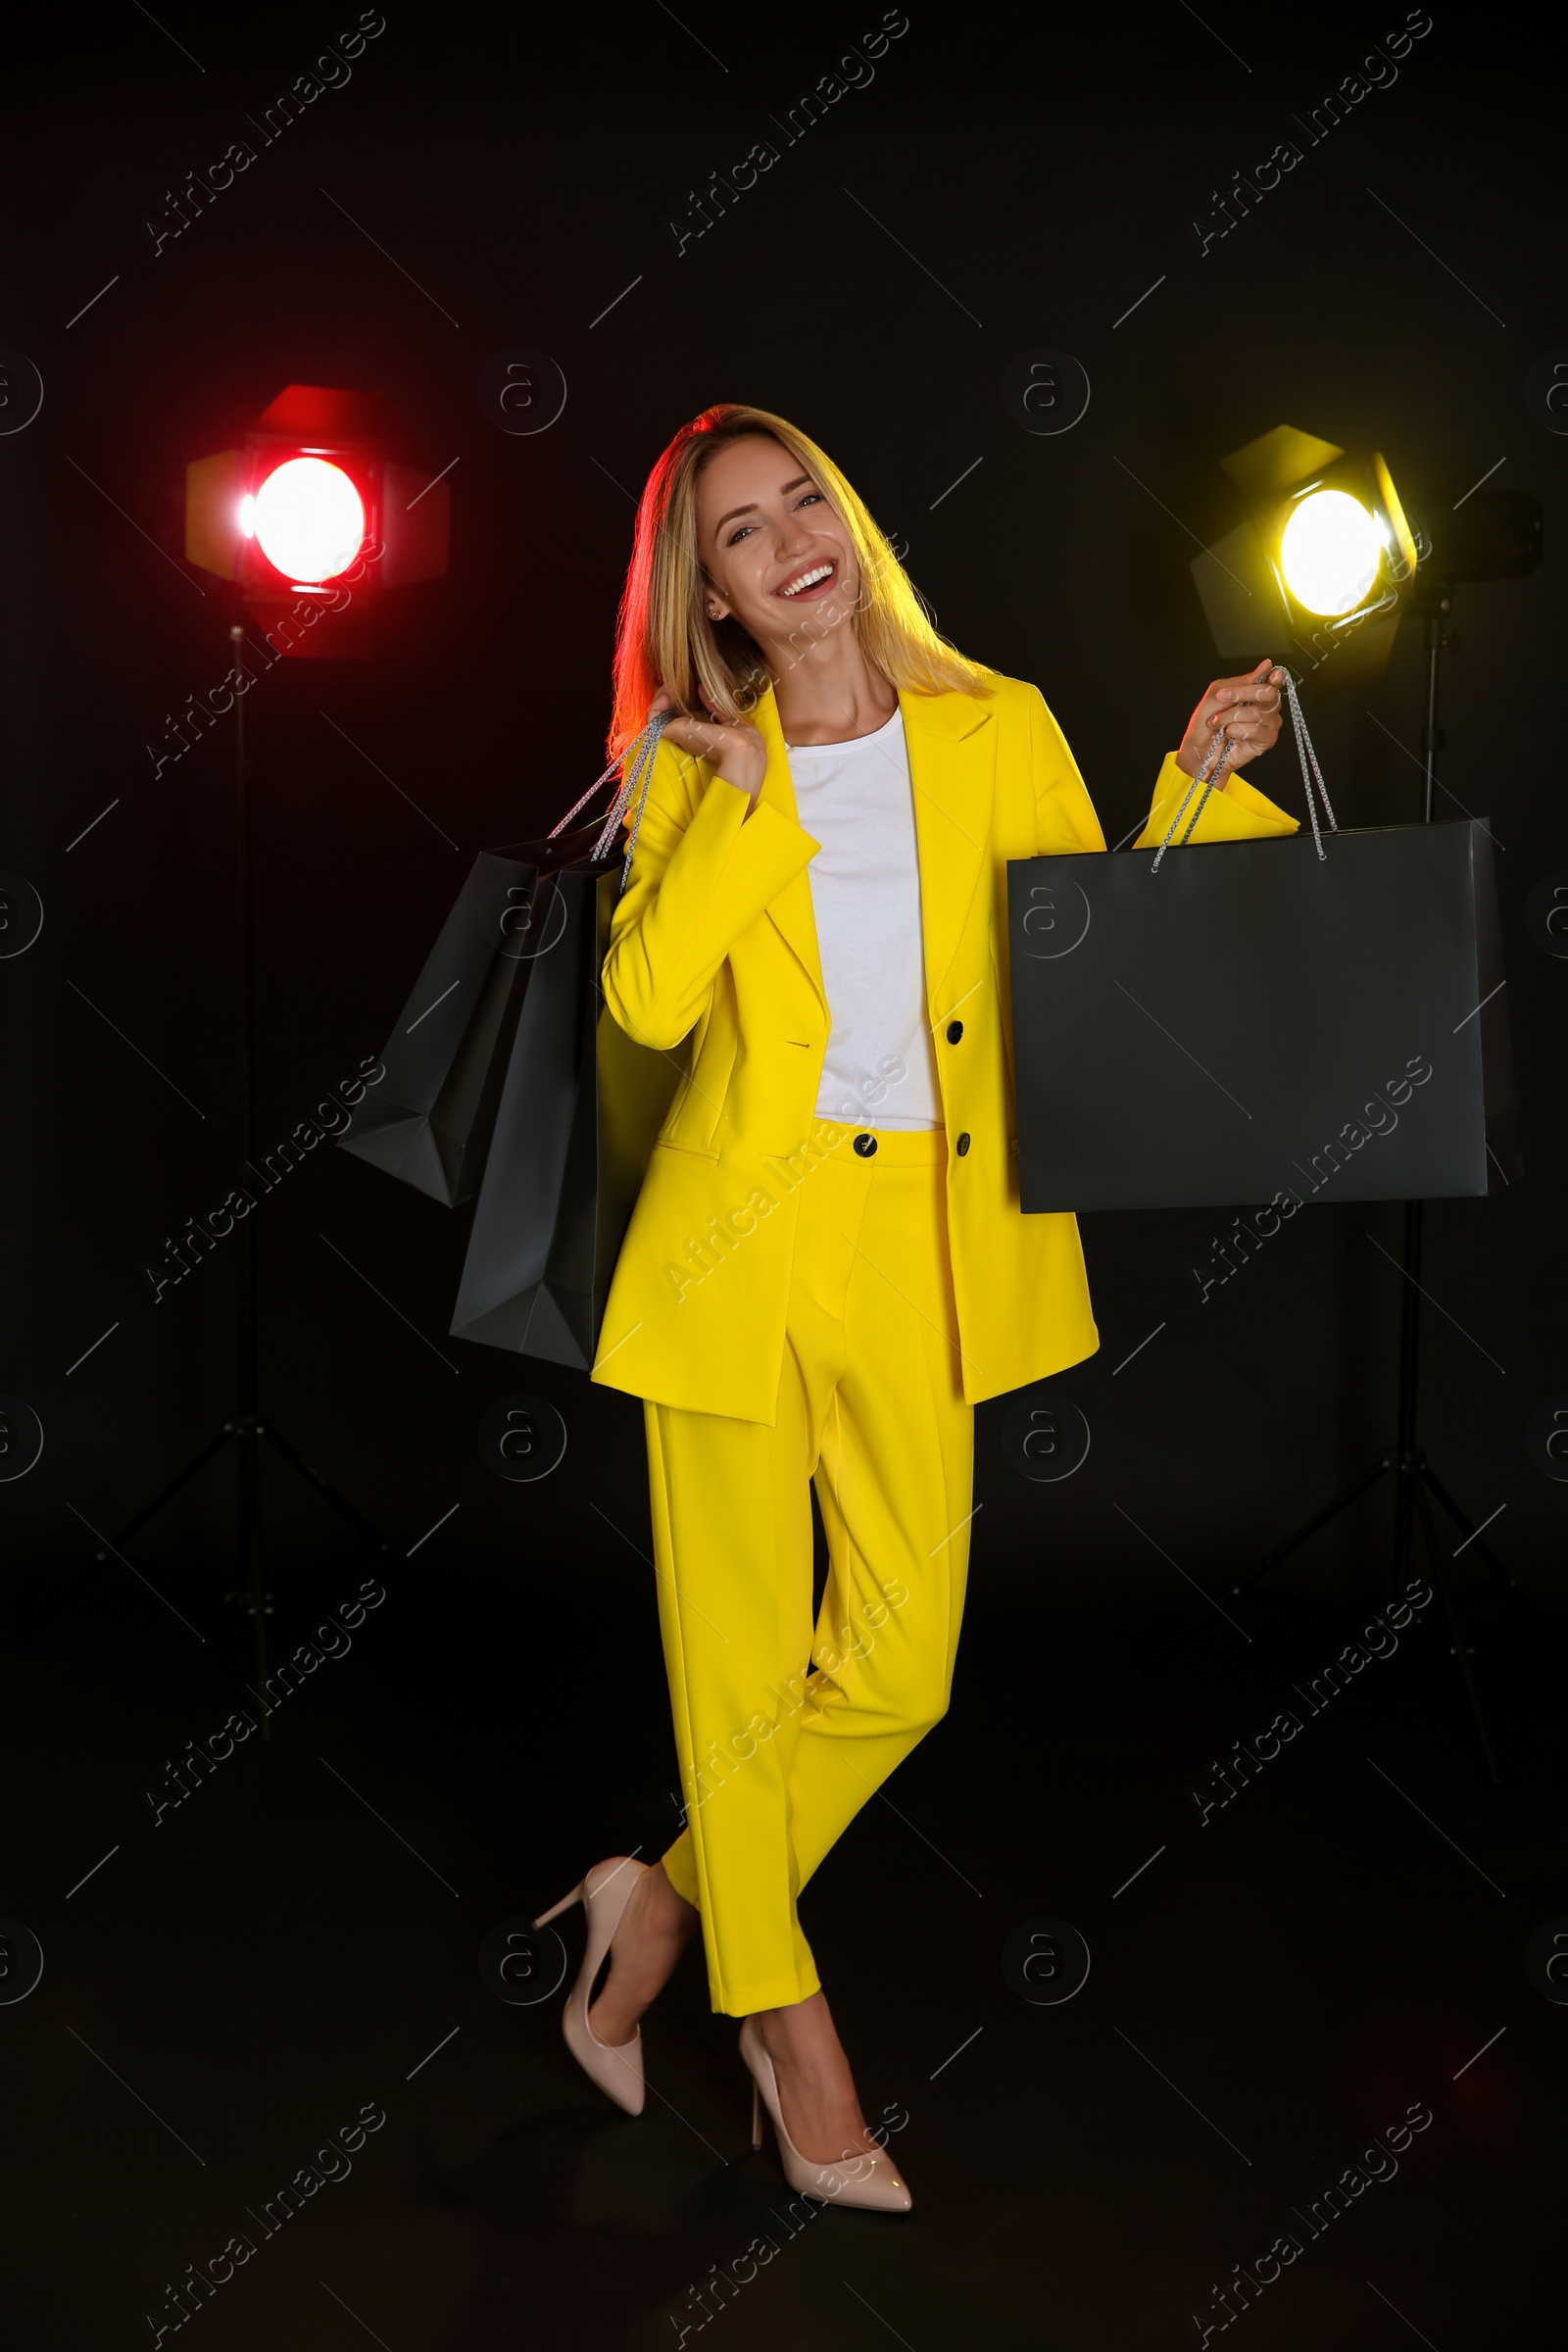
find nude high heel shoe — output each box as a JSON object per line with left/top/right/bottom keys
{"left": 534, "top": 1856, "right": 649, "bottom": 2116}
{"left": 739, "top": 2015, "right": 912, "bottom": 2212}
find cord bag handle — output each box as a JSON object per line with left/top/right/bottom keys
{"left": 1150, "top": 669, "right": 1338, "bottom": 872}
{"left": 547, "top": 710, "right": 673, "bottom": 894}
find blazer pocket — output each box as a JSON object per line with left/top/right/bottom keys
{"left": 652, "top": 1138, "right": 721, "bottom": 1163}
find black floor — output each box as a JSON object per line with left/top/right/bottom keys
{"left": 4, "top": 1514, "right": 1564, "bottom": 2352}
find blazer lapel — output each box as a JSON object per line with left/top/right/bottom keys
{"left": 752, "top": 687, "right": 828, "bottom": 1011}
{"left": 901, "top": 687, "right": 996, "bottom": 1009}
{"left": 745, "top": 681, "right": 996, "bottom": 1022}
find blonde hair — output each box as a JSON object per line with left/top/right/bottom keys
{"left": 609, "top": 403, "right": 994, "bottom": 757}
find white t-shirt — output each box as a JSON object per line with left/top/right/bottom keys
{"left": 785, "top": 706, "right": 943, "bottom": 1131}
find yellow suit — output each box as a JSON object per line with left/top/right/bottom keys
{"left": 593, "top": 672, "right": 1295, "bottom": 2015}
{"left": 593, "top": 673, "right": 1295, "bottom": 1421}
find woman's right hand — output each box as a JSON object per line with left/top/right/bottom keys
{"left": 651, "top": 690, "right": 767, "bottom": 809}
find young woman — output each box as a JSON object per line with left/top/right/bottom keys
{"left": 535, "top": 404, "right": 1294, "bottom": 2209}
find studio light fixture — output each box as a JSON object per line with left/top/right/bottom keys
{"left": 1191, "top": 422, "right": 1542, "bottom": 697}
{"left": 184, "top": 383, "right": 450, "bottom": 657}
{"left": 1278, "top": 486, "right": 1384, "bottom": 615}
{"left": 241, "top": 455, "right": 366, "bottom": 582}
{"left": 64, "top": 384, "right": 456, "bottom": 1709}
{"left": 1190, "top": 424, "right": 1420, "bottom": 693}
{"left": 1179, "top": 422, "right": 1545, "bottom": 1786}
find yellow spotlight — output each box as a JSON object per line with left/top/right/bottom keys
{"left": 1189, "top": 427, "right": 1424, "bottom": 694}
{"left": 1279, "top": 488, "right": 1384, "bottom": 616}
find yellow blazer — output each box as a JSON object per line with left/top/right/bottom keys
{"left": 592, "top": 673, "right": 1296, "bottom": 1424}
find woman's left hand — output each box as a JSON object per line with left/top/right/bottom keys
{"left": 1174, "top": 660, "right": 1287, "bottom": 779}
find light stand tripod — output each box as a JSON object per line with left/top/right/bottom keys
{"left": 1224, "top": 583, "right": 1510, "bottom": 1785}
{"left": 32, "top": 624, "right": 389, "bottom": 1717}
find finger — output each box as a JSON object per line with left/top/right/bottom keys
{"left": 1206, "top": 685, "right": 1281, "bottom": 725}
{"left": 1218, "top": 721, "right": 1277, "bottom": 757}
{"left": 1211, "top": 674, "right": 1282, "bottom": 712}
{"left": 662, "top": 715, "right": 713, "bottom": 760}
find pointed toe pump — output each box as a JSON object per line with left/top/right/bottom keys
{"left": 739, "top": 2016, "right": 912, "bottom": 2212}
{"left": 534, "top": 1856, "right": 649, "bottom": 2116}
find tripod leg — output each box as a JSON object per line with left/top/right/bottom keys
{"left": 1393, "top": 1200, "right": 1423, "bottom": 1581}
{"left": 1418, "top": 1464, "right": 1511, "bottom": 1588}
{"left": 116, "top": 1428, "right": 238, "bottom": 1549}
{"left": 1230, "top": 1459, "right": 1390, "bottom": 1599}
{"left": 1409, "top": 1472, "right": 1502, "bottom": 1788}
{"left": 1144, "top": 1458, "right": 1391, "bottom": 1666}
{"left": 257, "top": 1423, "right": 391, "bottom": 1554}
{"left": 238, "top": 1424, "right": 273, "bottom": 1740}
{"left": 19, "top": 1427, "right": 239, "bottom": 1641}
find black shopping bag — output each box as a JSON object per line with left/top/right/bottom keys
{"left": 447, "top": 868, "right": 681, "bottom": 1366}
{"left": 338, "top": 851, "right": 540, "bottom": 1205}
{"left": 1007, "top": 682, "right": 1520, "bottom": 1214}
{"left": 448, "top": 716, "right": 682, "bottom": 1367}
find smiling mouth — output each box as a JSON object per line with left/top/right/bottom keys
{"left": 776, "top": 561, "right": 838, "bottom": 600}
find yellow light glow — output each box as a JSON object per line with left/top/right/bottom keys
{"left": 1279, "top": 489, "right": 1383, "bottom": 616}
{"left": 250, "top": 457, "right": 365, "bottom": 582}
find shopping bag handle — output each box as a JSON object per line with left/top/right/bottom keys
{"left": 546, "top": 710, "right": 672, "bottom": 894}
{"left": 1150, "top": 668, "right": 1338, "bottom": 872}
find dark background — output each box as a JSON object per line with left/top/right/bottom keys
{"left": 2, "top": 5, "right": 1564, "bottom": 2348}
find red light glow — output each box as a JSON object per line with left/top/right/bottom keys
{"left": 250, "top": 458, "right": 366, "bottom": 582}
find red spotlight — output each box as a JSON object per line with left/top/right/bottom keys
{"left": 185, "top": 384, "right": 448, "bottom": 658}
{"left": 244, "top": 456, "right": 366, "bottom": 582}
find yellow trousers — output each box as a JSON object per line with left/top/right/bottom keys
{"left": 647, "top": 1121, "right": 975, "bottom": 2016}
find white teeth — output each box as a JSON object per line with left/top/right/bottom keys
{"left": 780, "top": 564, "right": 833, "bottom": 597}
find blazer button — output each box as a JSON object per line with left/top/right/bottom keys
{"left": 854, "top": 1132, "right": 877, "bottom": 1157}
{"left": 946, "top": 1019, "right": 964, "bottom": 1044}
{"left": 956, "top": 1132, "right": 971, "bottom": 1156}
